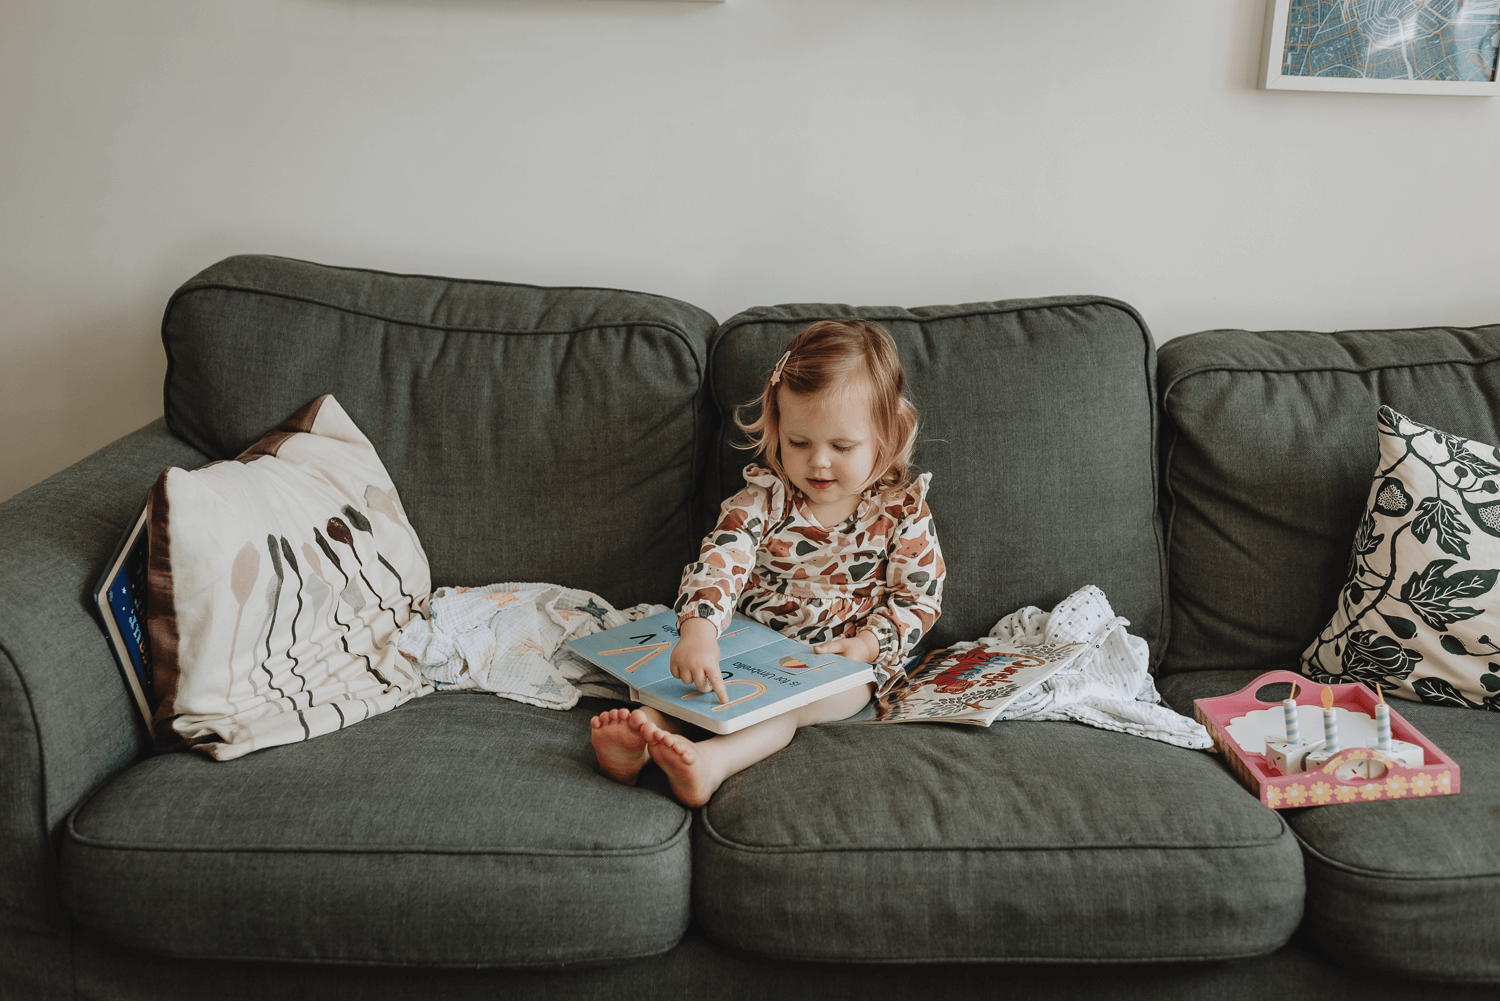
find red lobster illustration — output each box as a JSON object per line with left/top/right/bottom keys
{"left": 927, "top": 646, "right": 1045, "bottom": 695}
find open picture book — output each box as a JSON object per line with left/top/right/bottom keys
{"left": 565, "top": 610, "right": 874, "bottom": 734}
{"left": 833, "top": 637, "right": 1088, "bottom": 726}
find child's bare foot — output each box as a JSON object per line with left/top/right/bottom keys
{"left": 642, "top": 725, "right": 721, "bottom": 808}
{"left": 590, "top": 708, "right": 649, "bottom": 785}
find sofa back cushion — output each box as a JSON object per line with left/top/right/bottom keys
{"left": 162, "top": 255, "right": 717, "bottom": 607}
{"left": 1158, "top": 323, "right": 1500, "bottom": 675}
{"left": 708, "top": 298, "right": 1165, "bottom": 659}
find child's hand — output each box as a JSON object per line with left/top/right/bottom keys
{"left": 672, "top": 617, "right": 727, "bottom": 703}
{"left": 815, "top": 629, "right": 880, "bottom": 664}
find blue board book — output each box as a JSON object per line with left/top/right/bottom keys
{"left": 91, "top": 500, "right": 154, "bottom": 724}
{"left": 566, "top": 610, "right": 875, "bottom": 734}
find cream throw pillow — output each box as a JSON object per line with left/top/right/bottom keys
{"left": 147, "top": 395, "right": 432, "bottom": 759}
{"left": 1303, "top": 406, "right": 1500, "bottom": 710}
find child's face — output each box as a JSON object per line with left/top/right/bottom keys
{"left": 776, "top": 381, "right": 879, "bottom": 517}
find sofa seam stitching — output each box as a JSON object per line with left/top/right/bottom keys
{"left": 207, "top": 253, "right": 715, "bottom": 305}
{"left": 692, "top": 945, "right": 1295, "bottom": 966}
{"left": 704, "top": 320, "right": 736, "bottom": 524}
{"left": 688, "top": 319, "right": 712, "bottom": 581}
{"left": 160, "top": 284, "right": 180, "bottom": 444}
{"left": 695, "top": 808, "right": 1289, "bottom": 854}
{"left": 715, "top": 295, "right": 1140, "bottom": 330}
{"left": 1293, "top": 829, "right": 1500, "bottom": 881}
{"left": 1160, "top": 351, "right": 1500, "bottom": 396}
{"left": 1159, "top": 411, "right": 1184, "bottom": 673}
{"left": 695, "top": 840, "right": 1294, "bottom": 854}
{"left": 1133, "top": 307, "right": 1170, "bottom": 672}
{"left": 86, "top": 936, "right": 690, "bottom": 970}
{"left": 166, "top": 281, "right": 703, "bottom": 339}
{"left": 64, "top": 810, "right": 693, "bottom": 859}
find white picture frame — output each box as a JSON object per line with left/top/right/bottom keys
{"left": 1260, "top": 0, "right": 1500, "bottom": 95}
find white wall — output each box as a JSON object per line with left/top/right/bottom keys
{"left": 4, "top": 0, "right": 1498, "bottom": 501}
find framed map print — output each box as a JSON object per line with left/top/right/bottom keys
{"left": 1260, "top": 0, "right": 1500, "bottom": 95}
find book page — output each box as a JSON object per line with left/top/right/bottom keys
{"left": 836, "top": 640, "right": 1085, "bottom": 725}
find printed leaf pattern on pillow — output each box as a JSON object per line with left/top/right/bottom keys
{"left": 1398, "top": 559, "right": 1496, "bottom": 630}
{"left": 1410, "top": 496, "right": 1469, "bottom": 558}
{"left": 1302, "top": 407, "right": 1500, "bottom": 710}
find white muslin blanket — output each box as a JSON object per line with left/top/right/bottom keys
{"left": 974, "top": 584, "right": 1211, "bottom": 748}
{"left": 396, "top": 583, "right": 656, "bottom": 710}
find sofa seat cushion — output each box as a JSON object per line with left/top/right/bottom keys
{"left": 1160, "top": 670, "right": 1500, "bottom": 984}
{"left": 59, "top": 693, "right": 690, "bottom": 967}
{"left": 692, "top": 719, "right": 1303, "bottom": 963}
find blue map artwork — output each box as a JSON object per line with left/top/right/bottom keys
{"left": 1282, "top": 0, "right": 1500, "bottom": 81}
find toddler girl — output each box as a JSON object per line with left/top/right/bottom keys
{"left": 590, "top": 319, "right": 945, "bottom": 806}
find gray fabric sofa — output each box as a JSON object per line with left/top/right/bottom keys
{"left": 2, "top": 255, "right": 1496, "bottom": 1000}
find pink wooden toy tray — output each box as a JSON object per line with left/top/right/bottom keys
{"left": 1193, "top": 670, "right": 1460, "bottom": 809}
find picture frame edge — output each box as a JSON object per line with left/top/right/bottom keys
{"left": 1258, "top": 0, "right": 1499, "bottom": 97}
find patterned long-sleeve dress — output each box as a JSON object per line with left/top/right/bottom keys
{"left": 674, "top": 464, "right": 945, "bottom": 695}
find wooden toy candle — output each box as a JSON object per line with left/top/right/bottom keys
{"left": 1371, "top": 685, "right": 1425, "bottom": 767}
{"left": 1283, "top": 682, "right": 1301, "bottom": 742}
{"left": 1321, "top": 686, "right": 1340, "bottom": 751}
{"left": 1303, "top": 687, "right": 1342, "bottom": 771}
{"left": 1264, "top": 681, "right": 1321, "bottom": 775}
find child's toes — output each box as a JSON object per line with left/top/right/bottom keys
{"left": 662, "top": 733, "right": 696, "bottom": 762}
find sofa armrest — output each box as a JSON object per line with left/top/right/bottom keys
{"left": 0, "top": 419, "right": 207, "bottom": 996}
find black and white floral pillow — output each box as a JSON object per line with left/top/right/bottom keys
{"left": 1303, "top": 406, "right": 1500, "bottom": 710}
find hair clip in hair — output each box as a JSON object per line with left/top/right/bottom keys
{"left": 769, "top": 350, "right": 791, "bottom": 387}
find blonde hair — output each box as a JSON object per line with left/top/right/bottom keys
{"left": 736, "top": 320, "right": 919, "bottom": 493}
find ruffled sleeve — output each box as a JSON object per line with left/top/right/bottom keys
{"left": 863, "top": 473, "right": 945, "bottom": 688}
{"left": 673, "top": 465, "right": 784, "bottom": 635}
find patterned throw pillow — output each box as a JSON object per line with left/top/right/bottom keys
{"left": 1303, "top": 406, "right": 1500, "bottom": 710}
{"left": 147, "top": 395, "right": 433, "bottom": 759}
